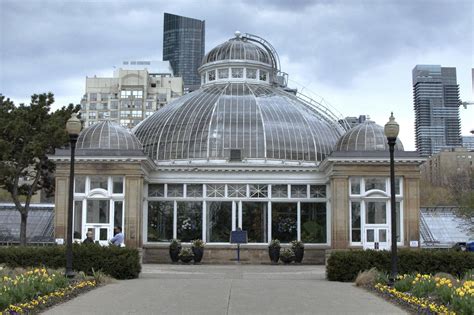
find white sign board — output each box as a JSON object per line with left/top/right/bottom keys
{"left": 55, "top": 238, "right": 64, "bottom": 245}
{"left": 410, "top": 240, "right": 419, "bottom": 248}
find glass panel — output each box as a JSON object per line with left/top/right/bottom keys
{"left": 148, "top": 184, "right": 165, "bottom": 197}
{"left": 167, "top": 184, "right": 183, "bottom": 197}
{"left": 379, "top": 229, "right": 387, "bottom": 242}
{"left": 73, "top": 201, "right": 82, "bottom": 239}
{"left": 114, "top": 201, "right": 123, "bottom": 229}
{"left": 350, "top": 177, "right": 360, "bottom": 195}
{"left": 271, "top": 203, "right": 297, "bottom": 243}
{"left": 271, "top": 185, "right": 288, "bottom": 198}
{"left": 186, "top": 184, "right": 202, "bottom": 198}
{"left": 206, "top": 201, "right": 232, "bottom": 242}
{"left": 99, "top": 228, "right": 108, "bottom": 241}
{"left": 75, "top": 176, "right": 86, "bottom": 193}
{"left": 217, "top": 68, "right": 229, "bottom": 79}
{"left": 177, "top": 202, "right": 202, "bottom": 242}
{"left": 301, "top": 203, "right": 326, "bottom": 243}
{"left": 309, "top": 185, "right": 326, "bottom": 198}
{"left": 112, "top": 177, "right": 123, "bottom": 194}
{"left": 207, "top": 184, "right": 225, "bottom": 198}
{"left": 90, "top": 176, "right": 108, "bottom": 190}
{"left": 242, "top": 202, "right": 267, "bottom": 243}
{"left": 208, "top": 70, "right": 216, "bottom": 81}
{"left": 351, "top": 202, "right": 361, "bottom": 242}
{"left": 259, "top": 71, "right": 267, "bottom": 81}
{"left": 366, "top": 202, "right": 387, "bottom": 224}
{"left": 231, "top": 68, "right": 243, "bottom": 78}
{"left": 365, "top": 178, "right": 386, "bottom": 192}
{"left": 366, "top": 229, "right": 375, "bottom": 242}
{"left": 147, "top": 201, "right": 173, "bottom": 242}
{"left": 249, "top": 184, "right": 267, "bottom": 198}
{"left": 246, "top": 68, "right": 257, "bottom": 79}
{"left": 86, "top": 200, "right": 109, "bottom": 223}
{"left": 291, "top": 185, "right": 307, "bottom": 198}
{"left": 395, "top": 177, "right": 401, "bottom": 195}
{"left": 228, "top": 184, "right": 247, "bottom": 198}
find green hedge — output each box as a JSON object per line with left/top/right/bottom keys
{"left": 0, "top": 244, "right": 141, "bottom": 280}
{"left": 327, "top": 249, "right": 474, "bottom": 282}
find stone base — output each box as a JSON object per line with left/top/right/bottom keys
{"left": 143, "top": 245, "right": 327, "bottom": 265}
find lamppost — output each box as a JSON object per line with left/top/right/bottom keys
{"left": 65, "top": 113, "right": 82, "bottom": 278}
{"left": 384, "top": 112, "right": 399, "bottom": 283}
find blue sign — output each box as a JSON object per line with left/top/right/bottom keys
{"left": 230, "top": 230, "right": 248, "bottom": 244}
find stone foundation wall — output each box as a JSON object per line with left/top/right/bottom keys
{"left": 143, "top": 245, "right": 327, "bottom": 265}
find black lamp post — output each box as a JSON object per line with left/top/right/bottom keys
{"left": 384, "top": 112, "right": 400, "bottom": 284}
{"left": 65, "top": 113, "right": 82, "bottom": 278}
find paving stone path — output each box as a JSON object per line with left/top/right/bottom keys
{"left": 46, "top": 264, "right": 406, "bottom": 315}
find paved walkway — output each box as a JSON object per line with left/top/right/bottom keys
{"left": 46, "top": 265, "right": 405, "bottom": 315}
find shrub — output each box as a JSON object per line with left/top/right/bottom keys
{"left": 0, "top": 244, "right": 141, "bottom": 280}
{"left": 327, "top": 249, "right": 474, "bottom": 282}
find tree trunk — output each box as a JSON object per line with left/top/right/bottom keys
{"left": 20, "top": 211, "right": 28, "bottom": 246}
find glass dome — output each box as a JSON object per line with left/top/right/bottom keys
{"left": 77, "top": 120, "right": 142, "bottom": 151}
{"left": 335, "top": 120, "right": 404, "bottom": 152}
{"left": 133, "top": 82, "right": 343, "bottom": 163}
{"left": 202, "top": 37, "right": 272, "bottom": 66}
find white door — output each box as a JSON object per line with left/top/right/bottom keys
{"left": 85, "top": 225, "right": 112, "bottom": 246}
{"left": 364, "top": 227, "right": 390, "bottom": 250}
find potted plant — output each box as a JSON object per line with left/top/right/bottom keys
{"left": 179, "top": 248, "right": 194, "bottom": 263}
{"left": 291, "top": 240, "right": 305, "bottom": 263}
{"left": 280, "top": 248, "right": 295, "bottom": 264}
{"left": 268, "top": 239, "right": 281, "bottom": 264}
{"left": 169, "top": 239, "right": 182, "bottom": 263}
{"left": 192, "top": 239, "right": 205, "bottom": 264}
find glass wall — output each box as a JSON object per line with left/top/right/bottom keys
{"left": 146, "top": 183, "right": 329, "bottom": 244}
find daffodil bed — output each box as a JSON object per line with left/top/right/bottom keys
{"left": 373, "top": 274, "right": 474, "bottom": 315}
{"left": 1, "top": 268, "right": 96, "bottom": 314}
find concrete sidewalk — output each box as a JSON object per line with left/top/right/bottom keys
{"left": 46, "top": 265, "right": 405, "bottom": 315}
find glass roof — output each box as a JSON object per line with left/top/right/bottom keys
{"left": 202, "top": 38, "right": 272, "bottom": 66}
{"left": 133, "top": 83, "right": 343, "bottom": 163}
{"left": 77, "top": 121, "right": 142, "bottom": 151}
{"left": 335, "top": 121, "right": 404, "bottom": 151}
{"left": 0, "top": 205, "right": 54, "bottom": 242}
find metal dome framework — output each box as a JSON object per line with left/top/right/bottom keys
{"left": 335, "top": 120, "right": 404, "bottom": 152}
{"left": 134, "top": 83, "right": 344, "bottom": 163}
{"left": 77, "top": 120, "right": 142, "bottom": 151}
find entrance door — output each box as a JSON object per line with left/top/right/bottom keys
{"left": 364, "top": 227, "right": 389, "bottom": 250}
{"left": 84, "top": 199, "right": 113, "bottom": 245}
{"left": 85, "top": 225, "right": 112, "bottom": 246}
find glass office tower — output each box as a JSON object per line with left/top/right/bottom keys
{"left": 163, "top": 13, "right": 205, "bottom": 92}
{"left": 413, "top": 65, "right": 461, "bottom": 156}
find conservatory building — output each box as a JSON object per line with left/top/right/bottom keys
{"left": 52, "top": 33, "right": 422, "bottom": 263}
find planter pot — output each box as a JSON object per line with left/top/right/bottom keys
{"left": 280, "top": 255, "right": 294, "bottom": 264}
{"left": 192, "top": 247, "right": 204, "bottom": 263}
{"left": 169, "top": 247, "right": 181, "bottom": 263}
{"left": 180, "top": 255, "right": 193, "bottom": 263}
{"left": 268, "top": 246, "right": 280, "bottom": 264}
{"left": 293, "top": 247, "right": 304, "bottom": 263}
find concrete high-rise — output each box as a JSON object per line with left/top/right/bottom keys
{"left": 412, "top": 65, "right": 461, "bottom": 156}
{"left": 163, "top": 13, "right": 205, "bottom": 92}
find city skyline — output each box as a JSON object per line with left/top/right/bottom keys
{"left": 1, "top": 0, "right": 472, "bottom": 151}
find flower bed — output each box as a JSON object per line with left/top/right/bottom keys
{"left": 1, "top": 268, "right": 97, "bottom": 314}
{"left": 373, "top": 273, "right": 473, "bottom": 315}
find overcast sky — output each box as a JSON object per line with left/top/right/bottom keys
{"left": 1, "top": 0, "right": 473, "bottom": 150}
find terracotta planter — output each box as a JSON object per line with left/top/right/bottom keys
{"left": 268, "top": 246, "right": 280, "bottom": 264}
{"left": 192, "top": 247, "right": 204, "bottom": 263}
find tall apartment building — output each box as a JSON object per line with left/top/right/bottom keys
{"left": 413, "top": 65, "right": 461, "bottom": 156}
{"left": 80, "top": 61, "right": 183, "bottom": 128}
{"left": 163, "top": 13, "right": 205, "bottom": 92}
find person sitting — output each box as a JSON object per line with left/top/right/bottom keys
{"left": 109, "top": 226, "right": 124, "bottom": 247}
{"left": 82, "top": 231, "right": 94, "bottom": 244}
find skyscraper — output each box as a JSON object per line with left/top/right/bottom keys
{"left": 412, "top": 65, "right": 461, "bottom": 156}
{"left": 163, "top": 13, "right": 205, "bottom": 92}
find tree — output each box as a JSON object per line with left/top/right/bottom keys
{"left": 0, "top": 93, "right": 79, "bottom": 245}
